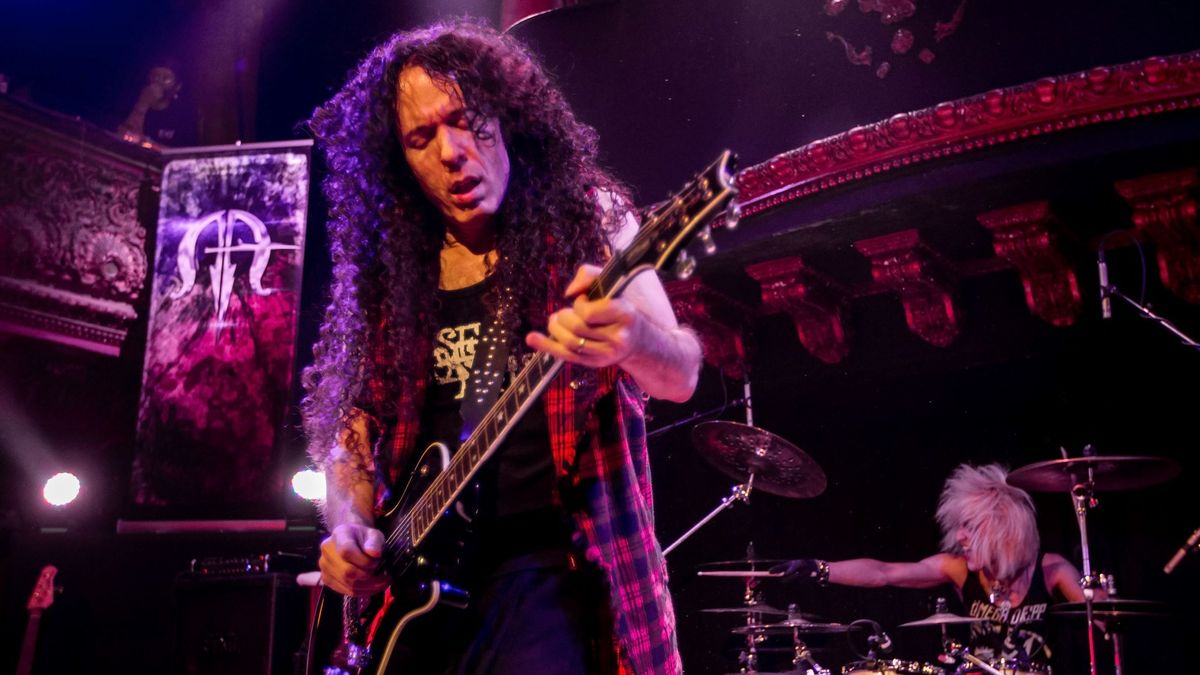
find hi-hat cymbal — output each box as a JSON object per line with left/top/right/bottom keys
{"left": 899, "top": 612, "right": 988, "bottom": 628}
{"left": 731, "top": 618, "right": 849, "bottom": 635}
{"left": 691, "top": 421, "right": 826, "bottom": 498}
{"left": 696, "top": 559, "right": 787, "bottom": 578}
{"left": 700, "top": 603, "right": 790, "bottom": 617}
{"left": 1006, "top": 456, "right": 1180, "bottom": 492}
{"left": 1048, "top": 599, "right": 1168, "bottom": 620}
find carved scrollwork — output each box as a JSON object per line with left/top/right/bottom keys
{"left": 737, "top": 50, "right": 1200, "bottom": 216}
{"left": 1, "top": 97, "right": 161, "bottom": 354}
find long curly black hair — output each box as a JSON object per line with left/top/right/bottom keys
{"left": 302, "top": 18, "right": 627, "bottom": 467}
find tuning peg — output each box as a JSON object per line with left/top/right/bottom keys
{"left": 723, "top": 203, "right": 742, "bottom": 231}
{"left": 674, "top": 251, "right": 697, "bottom": 279}
{"left": 698, "top": 226, "right": 717, "bottom": 255}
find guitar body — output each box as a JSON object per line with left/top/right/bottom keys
{"left": 309, "top": 442, "right": 476, "bottom": 675}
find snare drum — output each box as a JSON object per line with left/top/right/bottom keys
{"left": 842, "top": 659, "right": 945, "bottom": 675}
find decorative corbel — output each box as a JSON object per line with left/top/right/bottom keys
{"left": 745, "top": 255, "right": 850, "bottom": 364}
{"left": 1114, "top": 169, "right": 1200, "bottom": 303}
{"left": 977, "top": 200, "right": 1081, "bottom": 327}
{"left": 665, "top": 278, "right": 753, "bottom": 379}
{"left": 854, "top": 229, "right": 960, "bottom": 347}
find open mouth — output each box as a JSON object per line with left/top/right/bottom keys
{"left": 449, "top": 176, "right": 481, "bottom": 195}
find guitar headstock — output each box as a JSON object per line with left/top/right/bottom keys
{"left": 26, "top": 565, "right": 57, "bottom": 613}
{"left": 618, "top": 150, "right": 738, "bottom": 283}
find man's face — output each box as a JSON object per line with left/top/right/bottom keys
{"left": 395, "top": 66, "right": 510, "bottom": 233}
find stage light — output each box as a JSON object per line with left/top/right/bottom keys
{"left": 291, "top": 468, "right": 325, "bottom": 502}
{"left": 43, "top": 472, "right": 81, "bottom": 506}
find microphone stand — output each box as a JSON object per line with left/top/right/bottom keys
{"left": 1104, "top": 283, "right": 1200, "bottom": 349}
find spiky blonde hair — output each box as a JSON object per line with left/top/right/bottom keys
{"left": 936, "top": 463, "right": 1039, "bottom": 584}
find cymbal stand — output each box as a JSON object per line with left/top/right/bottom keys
{"left": 1067, "top": 450, "right": 1101, "bottom": 675}
{"left": 663, "top": 475, "right": 753, "bottom": 556}
{"left": 1098, "top": 573, "right": 1124, "bottom": 675}
{"left": 736, "top": 543, "right": 766, "bottom": 674}
{"left": 787, "top": 628, "right": 828, "bottom": 675}
{"left": 663, "top": 379, "right": 757, "bottom": 558}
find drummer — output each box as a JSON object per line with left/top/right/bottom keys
{"left": 773, "top": 463, "right": 1092, "bottom": 669}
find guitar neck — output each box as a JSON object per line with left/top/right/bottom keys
{"left": 16, "top": 611, "right": 42, "bottom": 675}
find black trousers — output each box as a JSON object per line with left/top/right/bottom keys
{"left": 388, "top": 552, "right": 615, "bottom": 675}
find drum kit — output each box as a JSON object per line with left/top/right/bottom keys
{"left": 676, "top": 421, "right": 1183, "bottom": 675}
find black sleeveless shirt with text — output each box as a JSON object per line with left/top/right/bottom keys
{"left": 961, "top": 553, "right": 1053, "bottom": 667}
{"left": 413, "top": 277, "right": 571, "bottom": 569}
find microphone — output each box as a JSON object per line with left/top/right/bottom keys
{"left": 1164, "top": 525, "right": 1200, "bottom": 574}
{"left": 1098, "top": 252, "right": 1112, "bottom": 320}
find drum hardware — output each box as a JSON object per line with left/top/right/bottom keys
{"left": 701, "top": 603, "right": 791, "bottom": 617}
{"left": 730, "top": 619, "right": 850, "bottom": 635}
{"left": 730, "top": 620, "right": 839, "bottom": 675}
{"left": 941, "top": 640, "right": 1004, "bottom": 675}
{"left": 664, "top": 421, "right": 825, "bottom": 556}
{"left": 1008, "top": 449, "right": 1180, "bottom": 675}
{"left": 699, "top": 545, "right": 798, "bottom": 674}
{"left": 897, "top": 611, "right": 987, "bottom": 628}
{"left": 841, "top": 659, "right": 945, "bottom": 675}
{"left": 1047, "top": 598, "right": 1168, "bottom": 620}
{"left": 844, "top": 619, "right": 894, "bottom": 664}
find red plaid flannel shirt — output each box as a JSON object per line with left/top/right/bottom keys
{"left": 362, "top": 310, "right": 681, "bottom": 675}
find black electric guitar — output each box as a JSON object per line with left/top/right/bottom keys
{"left": 309, "top": 150, "right": 737, "bottom": 675}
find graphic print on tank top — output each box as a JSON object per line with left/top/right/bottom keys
{"left": 418, "top": 279, "right": 558, "bottom": 524}
{"left": 963, "top": 554, "right": 1052, "bottom": 667}
{"left": 432, "top": 320, "right": 482, "bottom": 401}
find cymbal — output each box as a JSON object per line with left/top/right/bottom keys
{"left": 1006, "top": 456, "right": 1180, "bottom": 492}
{"left": 700, "top": 604, "right": 790, "bottom": 617}
{"left": 696, "top": 559, "right": 787, "bottom": 578}
{"left": 1048, "top": 599, "right": 1168, "bottom": 619}
{"left": 899, "top": 612, "right": 988, "bottom": 627}
{"left": 731, "top": 618, "right": 849, "bottom": 635}
{"left": 691, "top": 421, "right": 826, "bottom": 498}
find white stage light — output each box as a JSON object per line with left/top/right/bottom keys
{"left": 291, "top": 469, "right": 326, "bottom": 502}
{"left": 43, "top": 472, "right": 81, "bottom": 506}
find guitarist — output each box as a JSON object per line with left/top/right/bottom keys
{"left": 303, "top": 18, "right": 701, "bottom": 675}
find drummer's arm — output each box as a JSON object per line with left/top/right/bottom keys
{"left": 1043, "top": 552, "right": 1100, "bottom": 603}
{"left": 829, "top": 553, "right": 962, "bottom": 589}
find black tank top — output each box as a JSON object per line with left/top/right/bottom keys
{"left": 961, "top": 553, "right": 1053, "bottom": 667}
{"left": 414, "top": 278, "right": 571, "bottom": 570}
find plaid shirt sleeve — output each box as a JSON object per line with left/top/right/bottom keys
{"left": 547, "top": 364, "right": 682, "bottom": 675}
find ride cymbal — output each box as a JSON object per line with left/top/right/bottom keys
{"left": 1048, "top": 599, "right": 1168, "bottom": 619}
{"left": 1006, "top": 456, "right": 1180, "bottom": 492}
